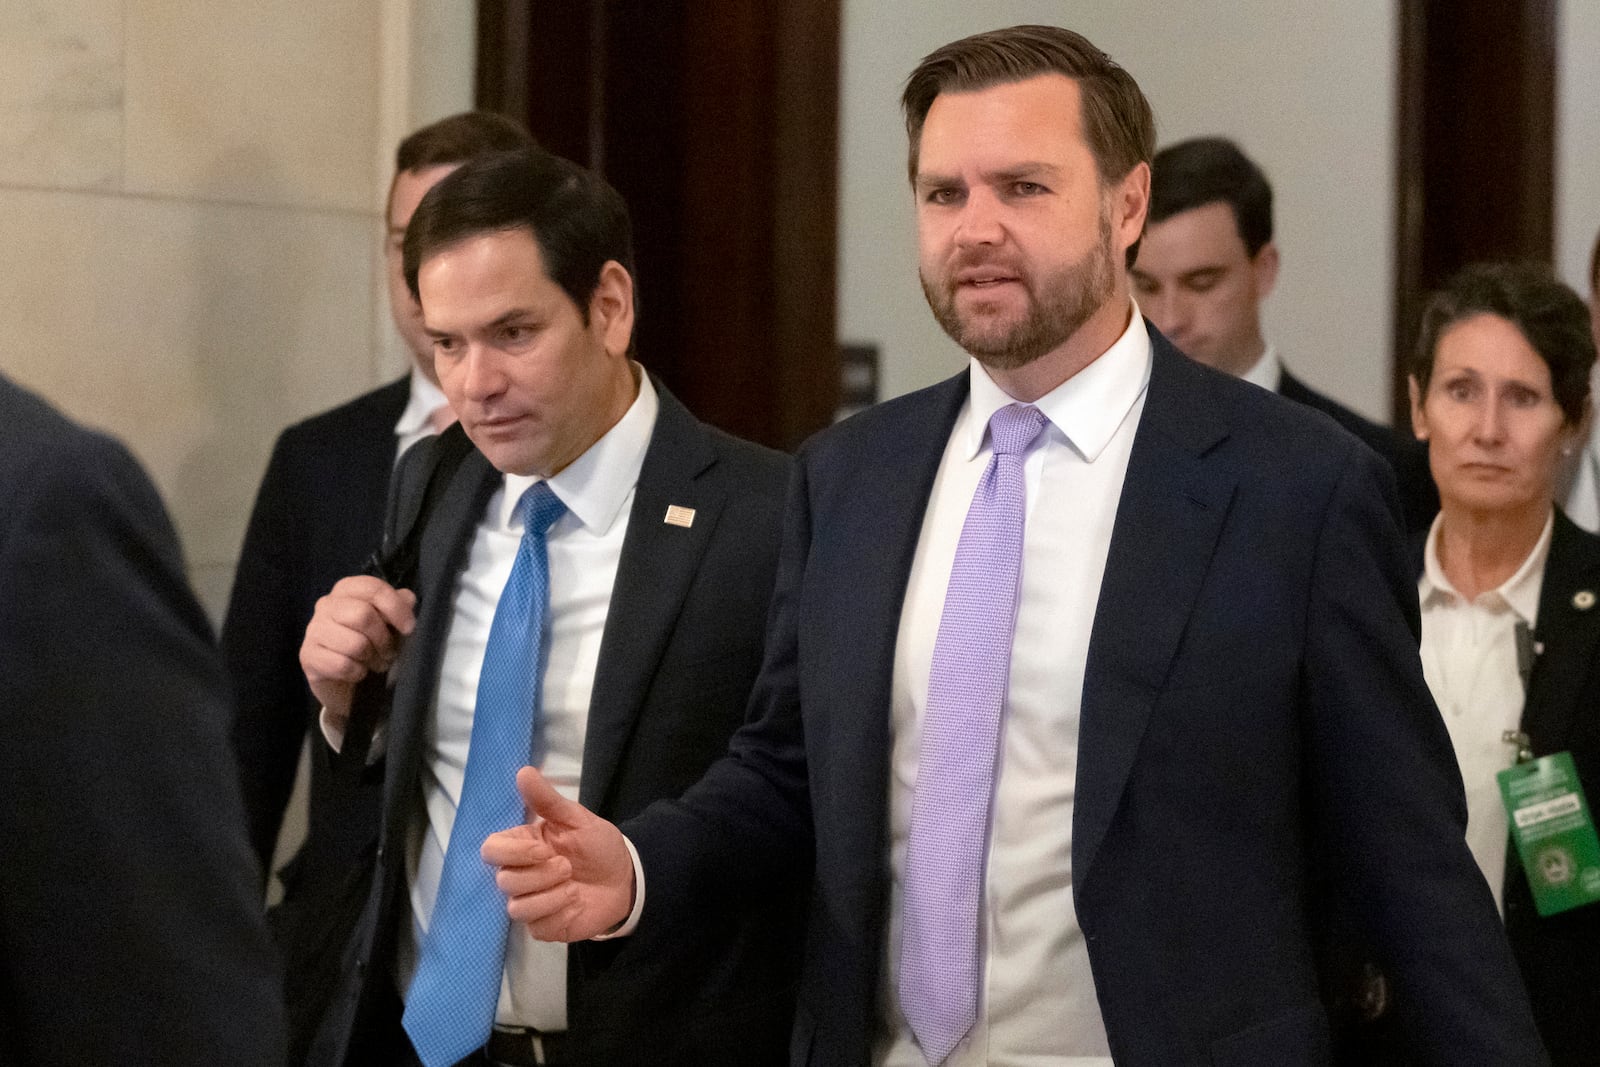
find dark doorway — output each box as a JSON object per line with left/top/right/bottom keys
{"left": 477, "top": 0, "right": 841, "bottom": 451}
{"left": 1392, "top": 0, "right": 1556, "bottom": 425}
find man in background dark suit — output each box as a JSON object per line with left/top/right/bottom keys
{"left": 224, "top": 111, "right": 536, "bottom": 884}
{"left": 298, "top": 148, "right": 798, "bottom": 1066}
{"left": 1132, "top": 136, "right": 1438, "bottom": 533}
{"left": 488, "top": 26, "right": 1543, "bottom": 1066}
{"left": 0, "top": 374, "right": 284, "bottom": 1065}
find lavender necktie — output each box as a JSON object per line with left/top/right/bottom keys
{"left": 899, "top": 402, "right": 1047, "bottom": 1065}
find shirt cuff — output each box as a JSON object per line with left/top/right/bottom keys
{"left": 591, "top": 835, "right": 645, "bottom": 940}
{"left": 317, "top": 707, "right": 387, "bottom": 762}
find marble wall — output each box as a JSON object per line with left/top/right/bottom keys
{"left": 0, "top": 0, "right": 473, "bottom": 618}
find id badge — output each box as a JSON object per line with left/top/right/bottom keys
{"left": 1497, "top": 751, "right": 1600, "bottom": 917}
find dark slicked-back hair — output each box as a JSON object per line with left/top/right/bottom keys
{"left": 1413, "top": 262, "right": 1595, "bottom": 425}
{"left": 902, "top": 24, "right": 1154, "bottom": 185}
{"left": 386, "top": 111, "right": 535, "bottom": 217}
{"left": 402, "top": 147, "right": 636, "bottom": 326}
{"left": 902, "top": 25, "right": 1155, "bottom": 265}
{"left": 1149, "top": 137, "right": 1274, "bottom": 257}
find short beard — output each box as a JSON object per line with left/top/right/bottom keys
{"left": 921, "top": 206, "right": 1117, "bottom": 371}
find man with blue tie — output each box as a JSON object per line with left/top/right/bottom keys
{"left": 483, "top": 24, "right": 1548, "bottom": 1066}
{"left": 298, "top": 148, "right": 799, "bottom": 1066}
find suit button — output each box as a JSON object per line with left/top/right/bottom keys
{"left": 376, "top": 844, "right": 385, "bottom": 861}
{"left": 356, "top": 958, "right": 367, "bottom": 975}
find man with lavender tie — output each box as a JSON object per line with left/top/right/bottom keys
{"left": 486, "top": 25, "right": 1546, "bottom": 1066}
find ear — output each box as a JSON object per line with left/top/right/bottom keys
{"left": 1407, "top": 374, "right": 1429, "bottom": 441}
{"left": 588, "top": 260, "right": 636, "bottom": 359}
{"left": 1111, "top": 161, "right": 1151, "bottom": 260}
{"left": 1251, "top": 241, "right": 1280, "bottom": 301}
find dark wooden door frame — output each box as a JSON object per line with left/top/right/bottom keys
{"left": 1391, "top": 0, "right": 1557, "bottom": 427}
{"left": 476, "top": 0, "right": 841, "bottom": 451}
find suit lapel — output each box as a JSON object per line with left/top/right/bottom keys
{"left": 385, "top": 446, "right": 500, "bottom": 829}
{"left": 835, "top": 370, "right": 970, "bottom": 759}
{"left": 580, "top": 387, "right": 723, "bottom": 811}
{"left": 1075, "top": 337, "right": 1236, "bottom": 885}
{"left": 1523, "top": 510, "right": 1600, "bottom": 752}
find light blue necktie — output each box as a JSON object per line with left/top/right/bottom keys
{"left": 899, "top": 403, "right": 1047, "bottom": 1065}
{"left": 403, "top": 482, "right": 566, "bottom": 1067}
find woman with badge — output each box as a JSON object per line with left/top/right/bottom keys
{"left": 1409, "top": 261, "right": 1600, "bottom": 1064}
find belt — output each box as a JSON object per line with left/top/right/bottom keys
{"left": 483, "top": 1024, "right": 569, "bottom": 1067}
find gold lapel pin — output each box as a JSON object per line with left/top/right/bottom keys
{"left": 1574, "top": 590, "right": 1596, "bottom": 611}
{"left": 664, "top": 505, "right": 696, "bottom": 528}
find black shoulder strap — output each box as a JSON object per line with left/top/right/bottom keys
{"left": 369, "top": 426, "right": 475, "bottom": 589}
{"left": 335, "top": 426, "right": 476, "bottom": 779}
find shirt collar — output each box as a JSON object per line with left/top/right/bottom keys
{"left": 1240, "top": 343, "right": 1282, "bottom": 393}
{"left": 961, "top": 301, "right": 1152, "bottom": 463}
{"left": 497, "top": 367, "right": 658, "bottom": 535}
{"left": 393, "top": 366, "right": 451, "bottom": 436}
{"left": 1419, "top": 507, "right": 1554, "bottom": 621}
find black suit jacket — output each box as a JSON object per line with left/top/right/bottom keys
{"left": 1504, "top": 509, "right": 1600, "bottom": 1065}
{"left": 303, "top": 385, "right": 801, "bottom": 1067}
{"left": 628, "top": 330, "right": 1545, "bottom": 1066}
{"left": 1278, "top": 368, "right": 1438, "bottom": 536}
{"left": 0, "top": 375, "right": 285, "bottom": 1065}
{"left": 223, "top": 376, "right": 410, "bottom": 877}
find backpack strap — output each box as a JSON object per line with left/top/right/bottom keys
{"left": 334, "top": 426, "right": 476, "bottom": 779}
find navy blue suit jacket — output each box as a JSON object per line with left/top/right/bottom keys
{"left": 0, "top": 375, "right": 284, "bottom": 1065}
{"left": 628, "top": 330, "right": 1545, "bottom": 1065}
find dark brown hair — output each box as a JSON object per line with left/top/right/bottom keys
{"left": 1149, "top": 137, "right": 1273, "bottom": 257}
{"left": 901, "top": 25, "right": 1154, "bottom": 186}
{"left": 1413, "top": 262, "right": 1595, "bottom": 425}
{"left": 385, "top": 111, "right": 535, "bottom": 220}
{"left": 403, "top": 148, "right": 635, "bottom": 330}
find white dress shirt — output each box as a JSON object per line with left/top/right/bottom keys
{"left": 394, "top": 373, "right": 659, "bottom": 1031}
{"left": 877, "top": 309, "right": 1151, "bottom": 1067}
{"left": 1417, "top": 509, "right": 1552, "bottom": 912}
{"left": 1238, "top": 343, "right": 1283, "bottom": 394}
{"left": 394, "top": 367, "right": 453, "bottom": 461}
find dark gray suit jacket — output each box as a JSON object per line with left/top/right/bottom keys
{"left": 0, "top": 375, "right": 284, "bottom": 1065}
{"left": 223, "top": 376, "right": 409, "bottom": 877}
{"left": 627, "top": 330, "right": 1545, "bottom": 1066}
{"left": 302, "top": 384, "right": 801, "bottom": 1067}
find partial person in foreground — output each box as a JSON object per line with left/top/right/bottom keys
{"left": 299, "top": 147, "right": 798, "bottom": 1066}
{"left": 0, "top": 373, "right": 285, "bottom": 1065}
{"left": 482, "top": 24, "right": 1546, "bottom": 1067}
{"left": 1132, "top": 135, "right": 1437, "bottom": 533}
{"left": 1408, "top": 263, "right": 1600, "bottom": 1065}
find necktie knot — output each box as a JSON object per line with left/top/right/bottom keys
{"left": 988, "top": 403, "right": 1047, "bottom": 457}
{"left": 519, "top": 483, "right": 566, "bottom": 539}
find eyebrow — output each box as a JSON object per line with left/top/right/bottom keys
{"left": 914, "top": 161, "right": 1065, "bottom": 191}
{"left": 425, "top": 308, "right": 536, "bottom": 339}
